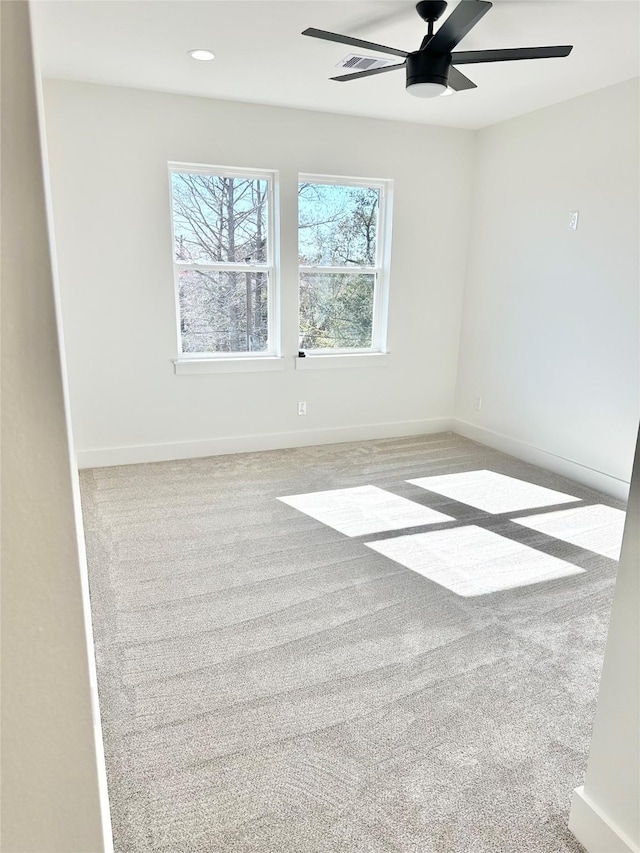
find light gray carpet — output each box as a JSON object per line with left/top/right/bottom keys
{"left": 80, "top": 432, "right": 626, "bottom": 853}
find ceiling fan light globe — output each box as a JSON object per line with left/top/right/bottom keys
{"left": 407, "top": 81, "right": 448, "bottom": 98}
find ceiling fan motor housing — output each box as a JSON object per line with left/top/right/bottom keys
{"left": 406, "top": 50, "right": 451, "bottom": 89}
{"left": 415, "top": 1, "right": 448, "bottom": 23}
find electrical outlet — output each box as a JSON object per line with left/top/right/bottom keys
{"left": 474, "top": 395, "right": 482, "bottom": 411}
{"left": 298, "top": 401, "right": 307, "bottom": 416}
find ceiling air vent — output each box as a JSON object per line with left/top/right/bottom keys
{"left": 336, "top": 54, "right": 399, "bottom": 71}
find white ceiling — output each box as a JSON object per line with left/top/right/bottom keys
{"left": 32, "top": 0, "right": 640, "bottom": 129}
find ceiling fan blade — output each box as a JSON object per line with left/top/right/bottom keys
{"left": 427, "top": 1, "right": 492, "bottom": 55}
{"left": 448, "top": 66, "right": 477, "bottom": 91}
{"left": 331, "top": 63, "right": 406, "bottom": 82}
{"left": 452, "top": 45, "right": 573, "bottom": 64}
{"left": 302, "top": 27, "right": 408, "bottom": 58}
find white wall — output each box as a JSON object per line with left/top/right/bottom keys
{"left": 569, "top": 427, "right": 639, "bottom": 853}
{"left": 35, "top": 71, "right": 639, "bottom": 852}
{"left": 0, "top": 4, "right": 106, "bottom": 850}
{"left": 42, "top": 80, "right": 475, "bottom": 466}
{"left": 455, "top": 79, "right": 639, "bottom": 496}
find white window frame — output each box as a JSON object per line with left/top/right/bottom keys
{"left": 169, "top": 162, "right": 280, "bottom": 362}
{"left": 298, "top": 173, "right": 393, "bottom": 356}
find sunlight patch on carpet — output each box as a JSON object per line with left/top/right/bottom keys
{"left": 278, "top": 485, "right": 453, "bottom": 537}
{"left": 407, "top": 470, "right": 579, "bottom": 514}
{"left": 365, "top": 525, "right": 584, "bottom": 596}
{"left": 512, "top": 504, "right": 626, "bottom": 560}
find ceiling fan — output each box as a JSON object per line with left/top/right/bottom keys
{"left": 303, "top": 0, "right": 573, "bottom": 98}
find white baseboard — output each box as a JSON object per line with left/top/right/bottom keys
{"left": 569, "top": 786, "right": 639, "bottom": 853}
{"left": 76, "top": 418, "right": 634, "bottom": 500}
{"left": 76, "top": 418, "right": 454, "bottom": 468}
{"left": 452, "top": 419, "right": 630, "bottom": 501}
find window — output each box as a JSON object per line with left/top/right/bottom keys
{"left": 169, "top": 164, "right": 277, "bottom": 358}
{"left": 298, "top": 175, "right": 391, "bottom": 354}
{"left": 168, "top": 165, "right": 392, "bottom": 370}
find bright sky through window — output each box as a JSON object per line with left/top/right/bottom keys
{"left": 298, "top": 177, "right": 390, "bottom": 353}
{"left": 298, "top": 183, "right": 379, "bottom": 267}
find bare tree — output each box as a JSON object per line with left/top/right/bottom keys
{"left": 171, "top": 174, "right": 380, "bottom": 353}
{"left": 298, "top": 185, "right": 379, "bottom": 349}
{"left": 172, "top": 173, "right": 269, "bottom": 353}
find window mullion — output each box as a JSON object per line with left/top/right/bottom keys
{"left": 175, "top": 262, "right": 273, "bottom": 272}
{"left": 298, "top": 265, "right": 379, "bottom": 275}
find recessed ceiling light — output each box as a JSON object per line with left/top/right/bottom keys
{"left": 189, "top": 49, "right": 215, "bottom": 61}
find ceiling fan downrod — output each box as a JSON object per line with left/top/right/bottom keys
{"left": 417, "top": 1, "right": 448, "bottom": 50}
{"left": 411, "top": 0, "right": 452, "bottom": 92}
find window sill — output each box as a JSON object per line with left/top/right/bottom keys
{"left": 174, "top": 357, "right": 285, "bottom": 375}
{"left": 295, "top": 353, "right": 390, "bottom": 370}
